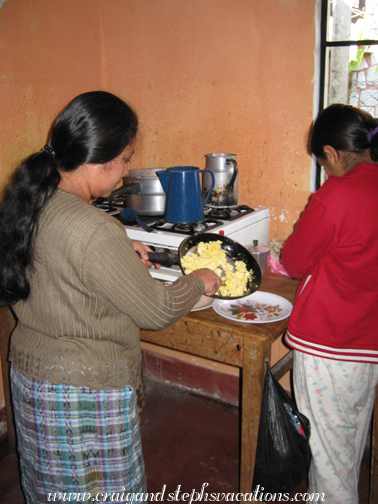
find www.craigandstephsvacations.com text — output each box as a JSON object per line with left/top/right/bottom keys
{"left": 47, "top": 483, "right": 326, "bottom": 502}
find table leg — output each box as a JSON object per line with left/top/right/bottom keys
{"left": 239, "top": 337, "right": 271, "bottom": 497}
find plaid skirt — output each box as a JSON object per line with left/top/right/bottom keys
{"left": 10, "top": 365, "right": 147, "bottom": 504}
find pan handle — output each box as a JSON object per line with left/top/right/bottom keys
{"left": 147, "top": 250, "right": 178, "bottom": 267}
{"left": 110, "top": 183, "right": 141, "bottom": 199}
{"left": 137, "top": 250, "right": 179, "bottom": 268}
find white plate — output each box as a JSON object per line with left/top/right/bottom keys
{"left": 212, "top": 291, "right": 293, "bottom": 323}
{"left": 191, "top": 295, "right": 213, "bottom": 311}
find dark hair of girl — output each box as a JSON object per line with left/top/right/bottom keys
{"left": 310, "top": 104, "right": 378, "bottom": 162}
{"left": 0, "top": 91, "right": 138, "bottom": 306}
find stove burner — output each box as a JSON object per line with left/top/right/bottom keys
{"left": 151, "top": 217, "right": 223, "bottom": 235}
{"left": 93, "top": 203, "right": 119, "bottom": 213}
{"left": 92, "top": 195, "right": 129, "bottom": 211}
{"left": 204, "top": 204, "right": 255, "bottom": 220}
{"left": 173, "top": 223, "right": 196, "bottom": 233}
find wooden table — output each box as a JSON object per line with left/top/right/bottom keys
{"left": 140, "top": 272, "right": 300, "bottom": 495}
{"left": 2, "top": 272, "right": 377, "bottom": 501}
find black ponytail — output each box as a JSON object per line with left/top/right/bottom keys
{"left": 0, "top": 91, "right": 138, "bottom": 306}
{"left": 310, "top": 104, "right": 378, "bottom": 162}
{"left": 0, "top": 151, "right": 60, "bottom": 306}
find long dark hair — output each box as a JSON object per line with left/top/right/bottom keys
{"left": 0, "top": 91, "right": 138, "bottom": 306}
{"left": 310, "top": 104, "right": 378, "bottom": 162}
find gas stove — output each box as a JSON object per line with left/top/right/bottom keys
{"left": 92, "top": 196, "right": 270, "bottom": 281}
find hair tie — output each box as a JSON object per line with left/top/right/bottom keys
{"left": 44, "top": 144, "right": 55, "bottom": 155}
{"left": 367, "top": 126, "right": 378, "bottom": 143}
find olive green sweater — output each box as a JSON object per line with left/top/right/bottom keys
{"left": 9, "top": 189, "right": 204, "bottom": 390}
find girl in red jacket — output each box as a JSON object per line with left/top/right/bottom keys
{"left": 281, "top": 104, "right": 378, "bottom": 504}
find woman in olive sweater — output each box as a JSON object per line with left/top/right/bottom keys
{"left": 0, "top": 91, "right": 221, "bottom": 504}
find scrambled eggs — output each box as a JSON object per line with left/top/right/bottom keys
{"left": 181, "top": 240, "right": 251, "bottom": 297}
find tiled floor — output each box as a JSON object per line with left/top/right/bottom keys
{"left": 0, "top": 377, "right": 372, "bottom": 503}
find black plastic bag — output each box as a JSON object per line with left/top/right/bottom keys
{"left": 252, "top": 362, "right": 312, "bottom": 495}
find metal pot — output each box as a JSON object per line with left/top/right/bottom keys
{"left": 202, "top": 153, "right": 238, "bottom": 207}
{"left": 123, "top": 168, "right": 166, "bottom": 216}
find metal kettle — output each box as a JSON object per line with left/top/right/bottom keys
{"left": 202, "top": 153, "right": 238, "bottom": 207}
{"left": 157, "top": 166, "right": 215, "bottom": 223}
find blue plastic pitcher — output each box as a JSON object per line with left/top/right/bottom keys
{"left": 157, "top": 166, "right": 215, "bottom": 223}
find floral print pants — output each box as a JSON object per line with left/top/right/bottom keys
{"left": 293, "top": 351, "right": 378, "bottom": 504}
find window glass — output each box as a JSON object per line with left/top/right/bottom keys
{"left": 327, "top": 0, "right": 378, "bottom": 43}
{"left": 324, "top": 0, "right": 378, "bottom": 111}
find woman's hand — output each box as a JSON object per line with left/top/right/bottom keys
{"left": 133, "top": 241, "right": 161, "bottom": 269}
{"left": 190, "top": 268, "right": 222, "bottom": 296}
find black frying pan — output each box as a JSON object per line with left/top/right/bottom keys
{"left": 178, "top": 233, "right": 262, "bottom": 299}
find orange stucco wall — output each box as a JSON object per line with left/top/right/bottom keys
{"left": 0, "top": 0, "right": 316, "bottom": 407}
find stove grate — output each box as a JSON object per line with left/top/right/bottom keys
{"left": 204, "top": 204, "right": 255, "bottom": 221}
{"left": 151, "top": 217, "right": 224, "bottom": 235}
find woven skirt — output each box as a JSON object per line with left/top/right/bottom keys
{"left": 10, "top": 365, "right": 147, "bottom": 504}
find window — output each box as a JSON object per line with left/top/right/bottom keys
{"left": 315, "top": 0, "right": 378, "bottom": 189}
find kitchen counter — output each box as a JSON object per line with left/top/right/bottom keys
{"left": 140, "top": 272, "right": 300, "bottom": 495}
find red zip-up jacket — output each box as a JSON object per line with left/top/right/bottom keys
{"left": 282, "top": 163, "right": 378, "bottom": 363}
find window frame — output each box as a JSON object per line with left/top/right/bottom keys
{"left": 315, "top": 0, "right": 378, "bottom": 190}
